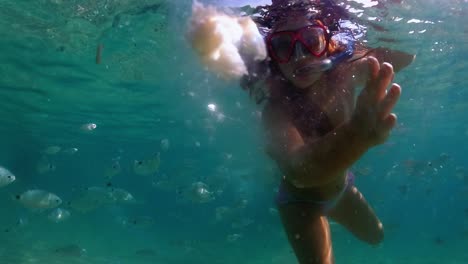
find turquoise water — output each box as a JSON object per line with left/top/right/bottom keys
{"left": 0, "top": 0, "right": 467, "bottom": 263}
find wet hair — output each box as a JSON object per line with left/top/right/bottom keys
{"left": 240, "top": 0, "right": 366, "bottom": 104}
{"left": 252, "top": 0, "right": 350, "bottom": 35}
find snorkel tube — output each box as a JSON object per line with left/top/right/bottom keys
{"left": 307, "top": 31, "right": 355, "bottom": 72}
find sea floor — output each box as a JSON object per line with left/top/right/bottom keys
{"left": 1, "top": 234, "right": 466, "bottom": 264}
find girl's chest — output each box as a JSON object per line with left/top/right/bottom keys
{"left": 287, "top": 81, "right": 354, "bottom": 139}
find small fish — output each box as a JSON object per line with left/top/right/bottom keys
{"left": 368, "top": 21, "right": 388, "bottom": 32}
{"left": 110, "top": 187, "right": 136, "bottom": 204}
{"left": 268, "top": 207, "right": 278, "bottom": 215}
{"left": 63, "top": 147, "right": 79, "bottom": 155}
{"left": 0, "top": 166, "right": 15, "bottom": 187}
{"left": 187, "top": 181, "right": 215, "bottom": 203}
{"left": 36, "top": 157, "right": 56, "bottom": 174}
{"left": 135, "top": 248, "right": 157, "bottom": 257}
{"left": 104, "top": 160, "right": 121, "bottom": 180}
{"left": 121, "top": 216, "right": 155, "bottom": 228}
{"left": 68, "top": 186, "right": 115, "bottom": 213}
{"left": 434, "top": 236, "right": 444, "bottom": 245}
{"left": 226, "top": 233, "right": 242, "bottom": 242}
{"left": 96, "top": 44, "right": 103, "bottom": 64}
{"left": 354, "top": 166, "right": 373, "bottom": 177}
{"left": 48, "top": 208, "right": 71, "bottom": 223}
{"left": 81, "top": 123, "right": 97, "bottom": 132}
{"left": 53, "top": 244, "right": 86, "bottom": 257}
{"left": 215, "top": 206, "right": 232, "bottom": 221}
{"left": 16, "top": 189, "right": 62, "bottom": 210}
{"left": 160, "top": 138, "right": 170, "bottom": 151}
{"left": 3, "top": 217, "right": 28, "bottom": 233}
{"left": 377, "top": 37, "right": 399, "bottom": 43}
{"left": 455, "top": 166, "right": 465, "bottom": 181}
{"left": 43, "top": 145, "right": 61, "bottom": 155}
{"left": 397, "top": 184, "right": 409, "bottom": 195}
{"left": 133, "top": 153, "right": 160, "bottom": 176}
{"left": 430, "top": 152, "right": 451, "bottom": 168}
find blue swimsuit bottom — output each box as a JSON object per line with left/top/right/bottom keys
{"left": 276, "top": 172, "right": 355, "bottom": 214}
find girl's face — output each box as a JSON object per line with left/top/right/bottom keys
{"left": 272, "top": 16, "right": 327, "bottom": 90}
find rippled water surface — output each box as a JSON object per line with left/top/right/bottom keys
{"left": 0, "top": 0, "right": 467, "bottom": 263}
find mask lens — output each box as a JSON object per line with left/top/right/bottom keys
{"left": 270, "top": 33, "right": 294, "bottom": 62}
{"left": 301, "top": 27, "right": 326, "bottom": 55}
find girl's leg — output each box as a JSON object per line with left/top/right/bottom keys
{"left": 327, "top": 185, "right": 384, "bottom": 245}
{"left": 279, "top": 203, "right": 335, "bottom": 264}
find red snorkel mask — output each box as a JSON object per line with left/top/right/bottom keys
{"left": 266, "top": 20, "right": 330, "bottom": 64}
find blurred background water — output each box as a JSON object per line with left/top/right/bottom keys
{"left": 0, "top": 0, "right": 467, "bottom": 263}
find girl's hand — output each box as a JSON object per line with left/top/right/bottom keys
{"left": 351, "top": 56, "right": 401, "bottom": 147}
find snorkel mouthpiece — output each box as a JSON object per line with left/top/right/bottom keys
{"left": 310, "top": 35, "right": 354, "bottom": 72}
{"left": 322, "top": 32, "right": 355, "bottom": 71}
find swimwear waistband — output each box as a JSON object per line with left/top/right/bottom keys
{"left": 276, "top": 171, "right": 355, "bottom": 213}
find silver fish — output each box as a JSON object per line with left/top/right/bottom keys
{"left": 16, "top": 189, "right": 62, "bottom": 209}
{"left": 48, "top": 208, "right": 71, "bottom": 223}
{"left": 53, "top": 244, "right": 86, "bottom": 257}
{"left": 0, "top": 166, "right": 15, "bottom": 187}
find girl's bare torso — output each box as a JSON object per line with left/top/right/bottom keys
{"left": 274, "top": 63, "right": 358, "bottom": 200}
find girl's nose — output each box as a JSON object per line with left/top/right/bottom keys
{"left": 293, "top": 41, "right": 308, "bottom": 61}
